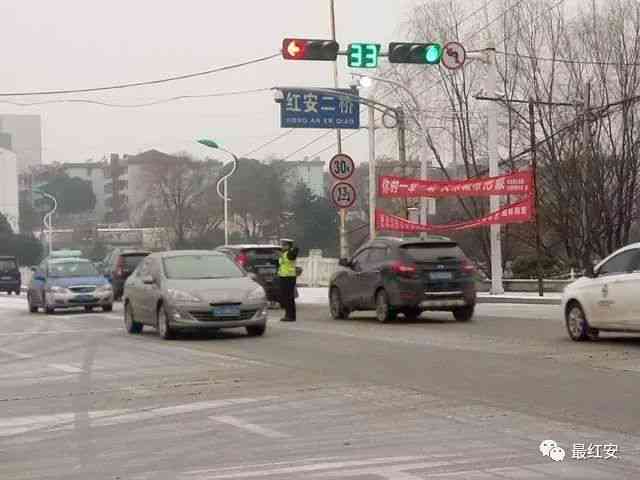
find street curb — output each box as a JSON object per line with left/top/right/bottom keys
{"left": 477, "top": 296, "right": 561, "bottom": 306}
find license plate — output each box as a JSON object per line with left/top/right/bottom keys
{"left": 76, "top": 295, "right": 94, "bottom": 302}
{"left": 212, "top": 305, "right": 241, "bottom": 317}
{"left": 1, "top": 276, "right": 12, "bottom": 280}
{"left": 429, "top": 271, "right": 453, "bottom": 281}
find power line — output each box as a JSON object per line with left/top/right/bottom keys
{"left": 496, "top": 50, "right": 640, "bottom": 67}
{"left": 0, "top": 53, "right": 280, "bottom": 97}
{"left": 243, "top": 129, "right": 295, "bottom": 157}
{"left": 0, "top": 87, "right": 273, "bottom": 107}
{"left": 284, "top": 131, "right": 334, "bottom": 160}
{"left": 308, "top": 130, "right": 362, "bottom": 158}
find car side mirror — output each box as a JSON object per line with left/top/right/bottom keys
{"left": 339, "top": 258, "right": 351, "bottom": 268}
{"left": 30, "top": 266, "right": 37, "bottom": 272}
{"left": 142, "top": 275, "right": 155, "bottom": 285}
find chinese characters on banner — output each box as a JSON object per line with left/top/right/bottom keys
{"left": 378, "top": 170, "right": 533, "bottom": 198}
{"left": 375, "top": 196, "right": 534, "bottom": 234}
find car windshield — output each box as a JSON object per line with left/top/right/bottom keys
{"left": 48, "top": 261, "right": 99, "bottom": 278}
{"left": 162, "top": 254, "right": 245, "bottom": 280}
{"left": 0, "top": 259, "right": 17, "bottom": 272}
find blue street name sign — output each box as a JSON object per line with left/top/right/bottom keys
{"left": 280, "top": 88, "right": 360, "bottom": 129}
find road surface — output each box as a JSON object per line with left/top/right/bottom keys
{"left": 1, "top": 293, "right": 639, "bottom": 479}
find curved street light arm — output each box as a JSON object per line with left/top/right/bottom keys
{"left": 215, "top": 148, "right": 238, "bottom": 201}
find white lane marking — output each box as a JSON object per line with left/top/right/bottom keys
{"left": 0, "top": 409, "right": 129, "bottom": 437}
{"left": 209, "top": 415, "right": 288, "bottom": 439}
{"left": 91, "top": 397, "right": 276, "bottom": 428}
{"left": 49, "top": 363, "right": 84, "bottom": 373}
{"left": 0, "top": 328, "right": 121, "bottom": 336}
{"left": 0, "top": 348, "right": 33, "bottom": 360}
{"left": 183, "top": 457, "right": 429, "bottom": 479}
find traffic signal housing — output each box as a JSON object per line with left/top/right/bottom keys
{"left": 388, "top": 42, "right": 443, "bottom": 65}
{"left": 282, "top": 38, "right": 340, "bottom": 61}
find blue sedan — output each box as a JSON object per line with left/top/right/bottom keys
{"left": 27, "top": 258, "right": 114, "bottom": 314}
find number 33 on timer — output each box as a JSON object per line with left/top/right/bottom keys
{"left": 348, "top": 43, "right": 381, "bottom": 68}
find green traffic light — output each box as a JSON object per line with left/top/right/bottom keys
{"left": 425, "top": 43, "right": 443, "bottom": 64}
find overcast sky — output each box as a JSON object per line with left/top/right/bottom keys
{"left": 1, "top": 0, "right": 580, "bottom": 167}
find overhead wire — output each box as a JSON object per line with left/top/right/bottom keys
{"left": 496, "top": 50, "right": 640, "bottom": 67}
{"left": 243, "top": 129, "right": 296, "bottom": 157}
{"left": 0, "top": 87, "right": 273, "bottom": 108}
{"left": 0, "top": 53, "right": 280, "bottom": 97}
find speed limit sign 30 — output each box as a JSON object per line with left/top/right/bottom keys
{"left": 329, "top": 153, "right": 355, "bottom": 181}
{"left": 331, "top": 181, "right": 357, "bottom": 209}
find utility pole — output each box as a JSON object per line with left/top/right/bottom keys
{"left": 582, "top": 81, "right": 592, "bottom": 275}
{"left": 529, "top": 98, "right": 544, "bottom": 296}
{"left": 329, "top": 0, "right": 348, "bottom": 258}
{"left": 396, "top": 107, "right": 409, "bottom": 220}
{"left": 486, "top": 47, "right": 504, "bottom": 294}
{"left": 368, "top": 99, "right": 377, "bottom": 241}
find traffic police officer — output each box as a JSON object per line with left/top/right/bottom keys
{"left": 278, "top": 238, "right": 299, "bottom": 322}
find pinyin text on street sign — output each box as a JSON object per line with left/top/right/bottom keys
{"left": 331, "top": 182, "right": 357, "bottom": 209}
{"left": 280, "top": 88, "right": 360, "bottom": 129}
{"left": 329, "top": 153, "right": 355, "bottom": 181}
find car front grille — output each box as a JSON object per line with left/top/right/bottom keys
{"left": 69, "top": 286, "right": 96, "bottom": 293}
{"left": 189, "top": 310, "right": 258, "bottom": 322}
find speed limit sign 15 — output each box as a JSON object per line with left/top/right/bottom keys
{"left": 329, "top": 153, "right": 355, "bottom": 181}
{"left": 331, "top": 181, "right": 357, "bottom": 209}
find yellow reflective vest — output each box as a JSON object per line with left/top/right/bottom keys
{"left": 278, "top": 249, "right": 297, "bottom": 277}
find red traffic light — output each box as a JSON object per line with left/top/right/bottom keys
{"left": 282, "top": 38, "right": 339, "bottom": 61}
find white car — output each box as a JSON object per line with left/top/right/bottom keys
{"left": 562, "top": 243, "right": 640, "bottom": 341}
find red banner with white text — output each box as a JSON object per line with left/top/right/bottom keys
{"left": 375, "top": 196, "right": 534, "bottom": 233}
{"left": 378, "top": 170, "right": 533, "bottom": 198}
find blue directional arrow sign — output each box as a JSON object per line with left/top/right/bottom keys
{"left": 280, "top": 88, "right": 360, "bottom": 129}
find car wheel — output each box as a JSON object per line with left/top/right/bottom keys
{"left": 14, "top": 290, "right": 20, "bottom": 296}
{"left": 329, "top": 287, "right": 350, "bottom": 320}
{"left": 566, "top": 302, "right": 598, "bottom": 341}
{"left": 84, "top": 306, "right": 94, "bottom": 313}
{"left": 453, "top": 306, "right": 474, "bottom": 322}
{"left": 375, "top": 290, "right": 397, "bottom": 323}
{"left": 45, "top": 306, "right": 55, "bottom": 315}
{"left": 7, "top": 291, "right": 12, "bottom": 296}
{"left": 103, "top": 304, "right": 113, "bottom": 312}
{"left": 157, "top": 304, "right": 174, "bottom": 340}
{"left": 124, "top": 301, "right": 143, "bottom": 334}
{"left": 28, "top": 293, "right": 38, "bottom": 313}
{"left": 246, "top": 324, "right": 267, "bottom": 337}
{"left": 403, "top": 308, "right": 422, "bottom": 321}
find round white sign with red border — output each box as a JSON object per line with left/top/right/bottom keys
{"left": 442, "top": 42, "right": 466, "bottom": 70}
{"left": 329, "top": 153, "right": 355, "bottom": 181}
{"left": 331, "top": 181, "right": 357, "bottom": 209}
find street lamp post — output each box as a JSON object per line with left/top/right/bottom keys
{"left": 197, "top": 139, "right": 239, "bottom": 246}
{"left": 34, "top": 189, "right": 57, "bottom": 255}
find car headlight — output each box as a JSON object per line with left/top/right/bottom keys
{"left": 47, "top": 285, "right": 69, "bottom": 294}
{"left": 167, "top": 289, "right": 201, "bottom": 303}
{"left": 96, "top": 284, "right": 113, "bottom": 293}
{"left": 247, "top": 287, "right": 266, "bottom": 302}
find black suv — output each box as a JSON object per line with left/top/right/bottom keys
{"left": 101, "top": 249, "right": 150, "bottom": 300}
{"left": 216, "top": 245, "right": 283, "bottom": 302}
{"left": 329, "top": 236, "right": 477, "bottom": 323}
{"left": 0, "top": 256, "right": 21, "bottom": 295}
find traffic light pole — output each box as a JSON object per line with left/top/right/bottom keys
{"left": 329, "top": 0, "right": 349, "bottom": 259}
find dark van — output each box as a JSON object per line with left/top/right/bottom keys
{"left": 0, "top": 256, "right": 21, "bottom": 295}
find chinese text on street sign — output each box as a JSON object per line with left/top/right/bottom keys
{"left": 280, "top": 89, "right": 360, "bottom": 129}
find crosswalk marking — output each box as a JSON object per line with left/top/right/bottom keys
{"left": 209, "top": 415, "right": 289, "bottom": 439}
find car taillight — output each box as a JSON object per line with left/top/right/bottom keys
{"left": 236, "top": 253, "right": 249, "bottom": 268}
{"left": 391, "top": 261, "right": 417, "bottom": 277}
{"left": 116, "top": 257, "right": 125, "bottom": 277}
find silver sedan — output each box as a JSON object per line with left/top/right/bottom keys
{"left": 123, "top": 251, "right": 269, "bottom": 339}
